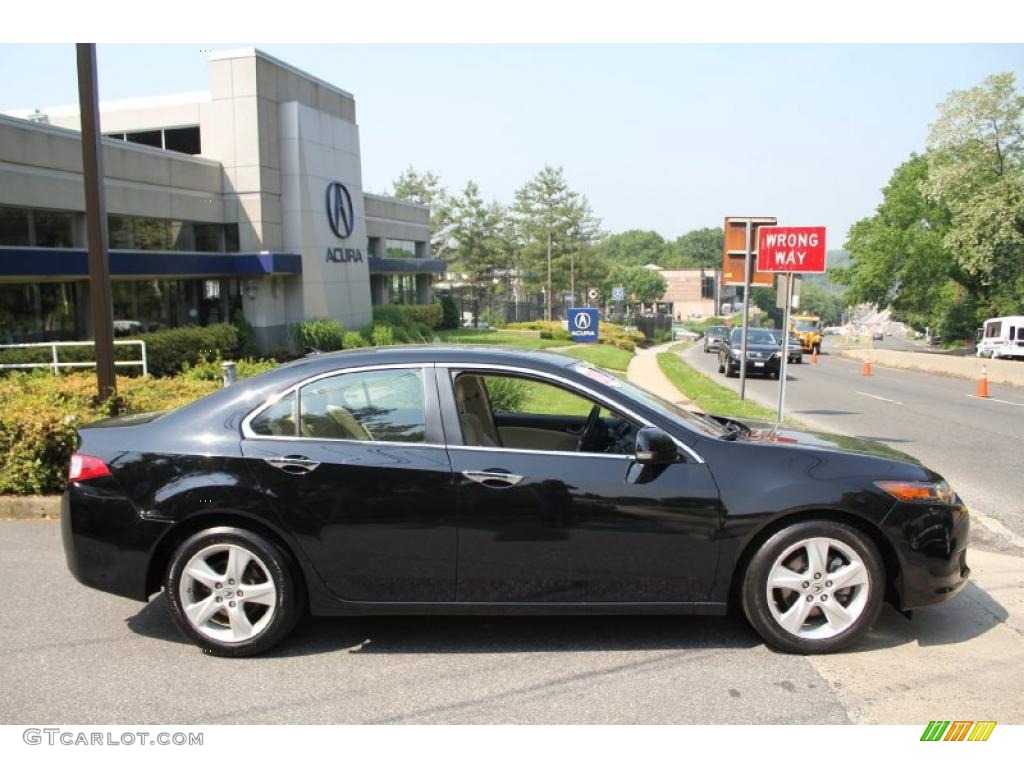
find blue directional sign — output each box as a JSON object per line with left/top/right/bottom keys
{"left": 612, "top": 286, "right": 626, "bottom": 302}
{"left": 568, "top": 307, "right": 599, "bottom": 343}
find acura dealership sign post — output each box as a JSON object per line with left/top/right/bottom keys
{"left": 756, "top": 226, "right": 827, "bottom": 422}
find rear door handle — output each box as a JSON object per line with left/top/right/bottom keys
{"left": 461, "top": 470, "right": 524, "bottom": 488}
{"left": 264, "top": 455, "right": 321, "bottom": 474}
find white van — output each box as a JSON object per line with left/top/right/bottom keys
{"left": 977, "top": 316, "right": 1024, "bottom": 359}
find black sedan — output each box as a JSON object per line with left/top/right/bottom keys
{"left": 62, "top": 346, "right": 970, "bottom": 656}
{"left": 718, "top": 327, "right": 783, "bottom": 378}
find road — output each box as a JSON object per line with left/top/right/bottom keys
{"left": 683, "top": 339, "right": 1024, "bottom": 544}
{"left": 1, "top": 519, "right": 1021, "bottom": 725}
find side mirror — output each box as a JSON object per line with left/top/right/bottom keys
{"left": 634, "top": 427, "right": 678, "bottom": 465}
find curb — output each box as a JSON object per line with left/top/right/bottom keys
{"left": 0, "top": 495, "right": 61, "bottom": 520}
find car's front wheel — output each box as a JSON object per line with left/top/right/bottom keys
{"left": 165, "top": 526, "right": 304, "bottom": 657}
{"left": 741, "top": 520, "right": 884, "bottom": 654}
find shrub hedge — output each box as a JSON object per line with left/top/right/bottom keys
{"left": 289, "top": 318, "right": 345, "bottom": 352}
{"left": 0, "top": 372, "right": 222, "bottom": 495}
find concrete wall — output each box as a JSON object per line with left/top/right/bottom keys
{"left": 364, "top": 193, "right": 431, "bottom": 245}
{"left": 0, "top": 115, "right": 229, "bottom": 224}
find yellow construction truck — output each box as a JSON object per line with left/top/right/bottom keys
{"left": 791, "top": 314, "right": 823, "bottom": 354}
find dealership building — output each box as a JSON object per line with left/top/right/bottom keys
{"left": 0, "top": 48, "right": 442, "bottom": 350}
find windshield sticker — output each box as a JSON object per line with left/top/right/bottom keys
{"left": 575, "top": 364, "right": 621, "bottom": 388}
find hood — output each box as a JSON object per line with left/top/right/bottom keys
{"left": 720, "top": 417, "right": 923, "bottom": 465}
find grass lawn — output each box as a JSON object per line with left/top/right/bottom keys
{"left": 559, "top": 344, "right": 633, "bottom": 372}
{"left": 657, "top": 348, "right": 789, "bottom": 423}
{"left": 434, "top": 328, "right": 565, "bottom": 349}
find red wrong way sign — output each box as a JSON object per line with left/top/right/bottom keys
{"left": 757, "top": 226, "right": 827, "bottom": 273}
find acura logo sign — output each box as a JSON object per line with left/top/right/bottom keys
{"left": 573, "top": 312, "right": 592, "bottom": 331}
{"left": 325, "top": 181, "right": 354, "bottom": 239}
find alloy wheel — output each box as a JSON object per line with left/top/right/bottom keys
{"left": 178, "top": 543, "right": 277, "bottom": 643}
{"left": 765, "top": 536, "right": 870, "bottom": 640}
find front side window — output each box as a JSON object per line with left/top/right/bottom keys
{"left": 454, "top": 371, "right": 637, "bottom": 454}
{"left": 298, "top": 368, "right": 426, "bottom": 442}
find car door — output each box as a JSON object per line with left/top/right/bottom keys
{"left": 241, "top": 364, "right": 457, "bottom": 603}
{"left": 440, "top": 366, "right": 723, "bottom": 604}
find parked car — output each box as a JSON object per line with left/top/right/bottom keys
{"left": 62, "top": 346, "right": 970, "bottom": 657}
{"left": 872, "top": 331, "right": 885, "bottom": 341}
{"left": 976, "top": 316, "right": 1024, "bottom": 360}
{"left": 703, "top": 325, "right": 728, "bottom": 353}
{"left": 718, "top": 327, "right": 783, "bottom": 378}
{"left": 771, "top": 331, "right": 804, "bottom": 364}
{"left": 673, "top": 328, "right": 701, "bottom": 341}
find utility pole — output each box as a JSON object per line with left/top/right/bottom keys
{"left": 77, "top": 43, "right": 116, "bottom": 401}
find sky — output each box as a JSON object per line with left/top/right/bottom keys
{"left": 1, "top": 43, "right": 1022, "bottom": 245}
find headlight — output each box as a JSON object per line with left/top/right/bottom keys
{"left": 875, "top": 480, "right": 956, "bottom": 504}
{"left": 729, "top": 349, "right": 740, "bottom": 358}
{"left": 771, "top": 352, "right": 781, "bottom": 359}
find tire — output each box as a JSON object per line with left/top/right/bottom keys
{"left": 741, "top": 520, "right": 884, "bottom": 654}
{"left": 165, "top": 526, "right": 305, "bottom": 657}
{"left": 794, "top": 357, "right": 802, "bottom": 364}
{"left": 725, "top": 362, "right": 737, "bottom": 378}
{"left": 717, "top": 358, "right": 725, "bottom": 373}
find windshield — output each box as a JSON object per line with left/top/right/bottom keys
{"left": 570, "top": 362, "right": 728, "bottom": 439}
{"left": 794, "top": 319, "right": 819, "bottom": 332}
{"left": 730, "top": 328, "right": 777, "bottom": 345}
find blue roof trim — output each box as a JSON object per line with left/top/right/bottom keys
{"left": 368, "top": 256, "right": 447, "bottom": 275}
{"left": 0, "top": 247, "right": 302, "bottom": 278}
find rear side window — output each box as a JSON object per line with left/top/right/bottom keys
{"left": 249, "top": 392, "right": 297, "bottom": 436}
{"left": 298, "top": 368, "right": 426, "bottom": 442}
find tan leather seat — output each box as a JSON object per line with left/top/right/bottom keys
{"left": 454, "top": 375, "right": 500, "bottom": 447}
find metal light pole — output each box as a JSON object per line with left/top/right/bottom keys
{"left": 76, "top": 43, "right": 116, "bottom": 401}
{"left": 738, "top": 220, "right": 752, "bottom": 400}
{"left": 776, "top": 273, "right": 795, "bottom": 423}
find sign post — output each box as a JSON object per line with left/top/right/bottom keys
{"left": 756, "top": 226, "right": 827, "bottom": 423}
{"left": 723, "top": 216, "right": 777, "bottom": 400}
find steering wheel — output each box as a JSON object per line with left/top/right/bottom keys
{"left": 576, "top": 404, "right": 602, "bottom": 452}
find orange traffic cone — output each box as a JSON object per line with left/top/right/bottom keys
{"left": 977, "top": 364, "right": 990, "bottom": 398}
{"left": 862, "top": 354, "right": 872, "bottom": 376}
{"left": 811, "top": 348, "right": 818, "bottom": 364}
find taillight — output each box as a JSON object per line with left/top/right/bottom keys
{"left": 69, "top": 453, "right": 111, "bottom": 482}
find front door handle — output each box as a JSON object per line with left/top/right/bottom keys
{"left": 264, "top": 455, "right": 320, "bottom": 474}
{"left": 462, "top": 470, "right": 524, "bottom": 489}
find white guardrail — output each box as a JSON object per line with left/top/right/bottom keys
{"left": 0, "top": 340, "right": 148, "bottom": 376}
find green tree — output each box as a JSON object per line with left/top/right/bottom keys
{"left": 391, "top": 166, "right": 455, "bottom": 258}
{"left": 924, "top": 72, "right": 1024, "bottom": 317}
{"left": 511, "top": 166, "right": 602, "bottom": 318}
{"left": 665, "top": 227, "right": 724, "bottom": 268}
{"left": 593, "top": 230, "right": 668, "bottom": 268}
{"left": 606, "top": 265, "right": 667, "bottom": 305}
{"left": 832, "top": 153, "right": 957, "bottom": 334}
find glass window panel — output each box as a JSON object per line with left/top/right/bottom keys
{"left": 299, "top": 369, "right": 425, "bottom": 442}
{"left": 193, "top": 223, "right": 223, "bottom": 252}
{"left": 33, "top": 210, "right": 74, "bottom": 248}
{"left": 108, "top": 215, "right": 135, "bottom": 249}
{"left": 0, "top": 206, "right": 30, "bottom": 246}
{"left": 163, "top": 126, "right": 201, "bottom": 155}
{"left": 170, "top": 221, "right": 195, "bottom": 251}
{"left": 250, "top": 393, "right": 297, "bottom": 437}
{"left": 134, "top": 218, "right": 170, "bottom": 250}
{"left": 125, "top": 130, "right": 162, "bottom": 149}
{"left": 224, "top": 223, "right": 240, "bottom": 253}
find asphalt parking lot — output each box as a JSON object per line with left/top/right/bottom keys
{"left": 2, "top": 520, "right": 1022, "bottom": 725}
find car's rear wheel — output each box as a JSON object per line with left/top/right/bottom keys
{"left": 165, "top": 526, "right": 304, "bottom": 657}
{"left": 741, "top": 520, "right": 884, "bottom": 654}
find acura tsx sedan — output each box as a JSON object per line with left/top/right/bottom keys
{"left": 62, "top": 346, "right": 970, "bottom": 657}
